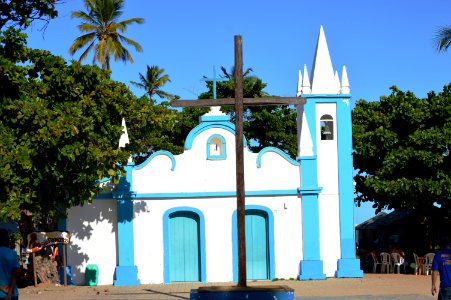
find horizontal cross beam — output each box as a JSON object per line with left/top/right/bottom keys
{"left": 171, "top": 97, "right": 306, "bottom": 107}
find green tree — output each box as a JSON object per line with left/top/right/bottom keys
{"left": 129, "top": 97, "right": 183, "bottom": 164}
{"left": 69, "top": 0, "right": 143, "bottom": 70}
{"left": 197, "top": 66, "right": 298, "bottom": 157}
{"left": 0, "top": 0, "right": 59, "bottom": 30}
{"left": 434, "top": 25, "right": 451, "bottom": 52}
{"left": 0, "top": 28, "right": 155, "bottom": 230}
{"left": 131, "top": 65, "right": 175, "bottom": 101}
{"left": 353, "top": 86, "right": 451, "bottom": 216}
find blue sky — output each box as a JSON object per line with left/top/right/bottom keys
{"left": 24, "top": 0, "right": 451, "bottom": 224}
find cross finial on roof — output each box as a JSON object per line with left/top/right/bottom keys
{"left": 201, "top": 66, "right": 228, "bottom": 114}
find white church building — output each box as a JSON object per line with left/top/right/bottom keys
{"left": 63, "top": 27, "right": 363, "bottom": 286}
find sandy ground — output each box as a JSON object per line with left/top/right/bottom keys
{"left": 17, "top": 273, "right": 435, "bottom": 300}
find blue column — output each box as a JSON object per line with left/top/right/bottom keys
{"left": 335, "top": 98, "right": 363, "bottom": 278}
{"left": 297, "top": 156, "right": 325, "bottom": 280}
{"left": 112, "top": 162, "right": 140, "bottom": 285}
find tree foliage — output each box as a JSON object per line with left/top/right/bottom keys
{"left": 197, "top": 66, "right": 298, "bottom": 157}
{"left": 0, "top": 0, "right": 59, "bottom": 30}
{"left": 353, "top": 85, "right": 451, "bottom": 216}
{"left": 0, "top": 28, "right": 155, "bottom": 225}
{"left": 69, "top": 0, "right": 144, "bottom": 70}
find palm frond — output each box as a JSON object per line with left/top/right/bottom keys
{"left": 130, "top": 80, "right": 145, "bottom": 89}
{"left": 77, "top": 22, "right": 98, "bottom": 32}
{"left": 434, "top": 26, "right": 451, "bottom": 52}
{"left": 115, "top": 17, "right": 144, "bottom": 32}
{"left": 117, "top": 33, "right": 143, "bottom": 52}
{"left": 78, "top": 41, "right": 95, "bottom": 63}
{"left": 69, "top": 33, "right": 96, "bottom": 55}
{"left": 155, "top": 90, "right": 175, "bottom": 101}
{"left": 220, "top": 66, "right": 231, "bottom": 79}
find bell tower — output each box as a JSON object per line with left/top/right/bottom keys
{"left": 297, "top": 26, "right": 363, "bottom": 279}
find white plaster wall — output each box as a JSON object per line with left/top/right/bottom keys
{"left": 318, "top": 194, "right": 341, "bottom": 276}
{"left": 133, "top": 196, "right": 303, "bottom": 283}
{"left": 315, "top": 102, "right": 341, "bottom": 277}
{"left": 248, "top": 196, "right": 303, "bottom": 279}
{"left": 66, "top": 200, "right": 117, "bottom": 285}
{"left": 316, "top": 103, "right": 338, "bottom": 194}
{"left": 132, "top": 127, "right": 300, "bottom": 194}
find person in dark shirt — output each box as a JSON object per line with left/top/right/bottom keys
{"left": 0, "top": 229, "right": 19, "bottom": 300}
{"left": 432, "top": 237, "right": 451, "bottom": 299}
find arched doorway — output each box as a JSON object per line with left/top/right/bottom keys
{"left": 168, "top": 211, "right": 201, "bottom": 282}
{"left": 245, "top": 209, "right": 269, "bottom": 280}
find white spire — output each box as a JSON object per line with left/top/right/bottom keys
{"left": 341, "top": 65, "right": 350, "bottom": 94}
{"left": 310, "top": 26, "right": 337, "bottom": 94}
{"left": 334, "top": 70, "right": 340, "bottom": 92}
{"left": 119, "top": 118, "right": 130, "bottom": 148}
{"left": 297, "top": 69, "right": 302, "bottom": 97}
{"left": 301, "top": 64, "right": 311, "bottom": 94}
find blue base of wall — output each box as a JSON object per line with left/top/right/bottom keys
{"left": 58, "top": 266, "right": 74, "bottom": 285}
{"left": 298, "top": 260, "right": 326, "bottom": 280}
{"left": 114, "top": 266, "right": 141, "bottom": 286}
{"left": 190, "top": 286, "right": 294, "bottom": 300}
{"left": 335, "top": 258, "right": 364, "bottom": 278}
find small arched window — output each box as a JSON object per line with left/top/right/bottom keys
{"left": 207, "top": 134, "right": 226, "bottom": 160}
{"left": 320, "top": 114, "right": 334, "bottom": 140}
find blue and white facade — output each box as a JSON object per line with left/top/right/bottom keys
{"left": 64, "top": 27, "right": 363, "bottom": 286}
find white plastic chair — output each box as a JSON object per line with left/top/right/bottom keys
{"left": 380, "top": 252, "right": 392, "bottom": 273}
{"left": 413, "top": 253, "right": 420, "bottom": 275}
{"left": 423, "top": 252, "right": 435, "bottom": 275}
{"left": 371, "top": 252, "right": 382, "bottom": 273}
{"left": 391, "top": 252, "right": 405, "bottom": 274}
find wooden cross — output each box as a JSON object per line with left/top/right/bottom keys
{"left": 172, "top": 35, "right": 306, "bottom": 287}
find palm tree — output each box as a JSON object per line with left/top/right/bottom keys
{"left": 131, "top": 65, "right": 175, "bottom": 101}
{"left": 434, "top": 25, "right": 451, "bottom": 52}
{"left": 69, "top": 0, "right": 144, "bottom": 70}
{"left": 220, "top": 65, "right": 253, "bottom": 79}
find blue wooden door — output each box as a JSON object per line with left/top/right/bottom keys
{"left": 168, "top": 211, "right": 200, "bottom": 282}
{"left": 245, "top": 210, "right": 269, "bottom": 279}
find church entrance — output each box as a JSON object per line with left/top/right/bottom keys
{"left": 168, "top": 211, "right": 200, "bottom": 282}
{"left": 245, "top": 210, "right": 269, "bottom": 280}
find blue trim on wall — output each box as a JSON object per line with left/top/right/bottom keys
{"left": 256, "top": 147, "right": 300, "bottom": 168}
{"left": 94, "top": 189, "right": 300, "bottom": 201}
{"left": 297, "top": 144, "right": 324, "bottom": 279}
{"left": 206, "top": 134, "right": 227, "bottom": 160}
{"left": 163, "top": 206, "right": 207, "bottom": 283}
{"left": 184, "top": 121, "right": 247, "bottom": 150}
{"left": 303, "top": 94, "right": 351, "bottom": 101}
{"left": 199, "top": 114, "right": 230, "bottom": 122}
{"left": 113, "top": 162, "right": 140, "bottom": 286}
{"left": 299, "top": 156, "right": 319, "bottom": 189}
{"left": 335, "top": 97, "right": 363, "bottom": 277}
{"left": 135, "top": 189, "right": 299, "bottom": 199}
{"left": 300, "top": 194, "right": 321, "bottom": 260}
{"left": 134, "top": 150, "right": 176, "bottom": 171}
{"left": 232, "top": 205, "right": 275, "bottom": 282}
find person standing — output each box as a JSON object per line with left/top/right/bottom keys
{"left": 0, "top": 229, "right": 19, "bottom": 300}
{"left": 432, "top": 237, "right": 451, "bottom": 299}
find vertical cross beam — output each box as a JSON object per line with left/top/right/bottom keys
{"left": 202, "top": 66, "right": 227, "bottom": 100}
{"left": 234, "top": 35, "right": 247, "bottom": 287}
